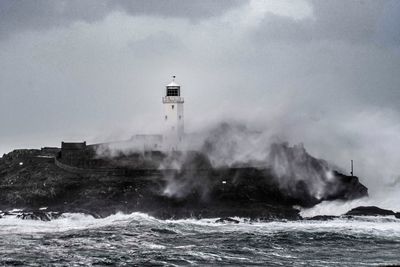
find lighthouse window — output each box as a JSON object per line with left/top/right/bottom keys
{"left": 165, "top": 115, "right": 168, "bottom": 120}
{"left": 167, "top": 89, "right": 179, "bottom": 96}
{"left": 179, "top": 115, "right": 181, "bottom": 119}
{"left": 172, "top": 105, "right": 175, "bottom": 110}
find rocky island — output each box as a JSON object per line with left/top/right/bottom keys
{"left": 0, "top": 139, "right": 369, "bottom": 221}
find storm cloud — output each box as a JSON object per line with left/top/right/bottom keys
{"left": 0, "top": 0, "right": 243, "bottom": 39}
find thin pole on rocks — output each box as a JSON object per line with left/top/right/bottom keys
{"left": 351, "top": 160, "right": 354, "bottom": 177}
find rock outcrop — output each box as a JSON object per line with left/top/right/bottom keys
{"left": 0, "top": 143, "right": 369, "bottom": 221}
{"left": 345, "top": 206, "right": 399, "bottom": 217}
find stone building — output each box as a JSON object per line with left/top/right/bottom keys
{"left": 60, "top": 142, "right": 90, "bottom": 167}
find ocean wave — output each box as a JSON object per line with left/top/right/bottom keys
{"left": 0, "top": 212, "right": 152, "bottom": 234}
{"left": 0, "top": 210, "right": 399, "bottom": 238}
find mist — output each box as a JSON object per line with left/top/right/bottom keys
{"left": 1, "top": 0, "right": 400, "bottom": 212}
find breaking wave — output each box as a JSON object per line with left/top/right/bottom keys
{"left": 1, "top": 211, "right": 399, "bottom": 237}
{"left": 1, "top": 211, "right": 399, "bottom": 266}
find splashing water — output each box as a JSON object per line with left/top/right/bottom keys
{"left": 0, "top": 212, "right": 399, "bottom": 266}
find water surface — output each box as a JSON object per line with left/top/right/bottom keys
{"left": 0, "top": 213, "right": 399, "bottom": 266}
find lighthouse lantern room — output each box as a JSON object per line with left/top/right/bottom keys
{"left": 162, "top": 76, "right": 184, "bottom": 150}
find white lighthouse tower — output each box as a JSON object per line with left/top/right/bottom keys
{"left": 162, "top": 76, "right": 184, "bottom": 150}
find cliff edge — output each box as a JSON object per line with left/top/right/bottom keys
{"left": 0, "top": 143, "right": 368, "bottom": 220}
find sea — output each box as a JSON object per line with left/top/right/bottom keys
{"left": 0, "top": 212, "right": 399, "bottom": 266}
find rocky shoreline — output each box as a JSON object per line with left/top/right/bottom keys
{"left": 0, "top": 143, "right": 372, "bottom": 221}
{"left": 1, "top": 205, "right": 399, "bottom": 223}
{"left": 306, "top": 206, "right": 400, "bottom": 221}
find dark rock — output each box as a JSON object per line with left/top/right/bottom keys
{"left": 305, "top": 215, "right": 338, "bottom": 221}
{"left": 395, "top": 213, "right": 400, "bottom": 219}
{"left": 16, "top": 211, "right": 62, "bottom": 221}
{"left": 265, "top": 143, "right": 368, "bottom": 207}
{"left": 345, "top": 206, "right": 396, "bottom": 217}
{"left": 2, "top": 211, "right": 12, "bottom": 216}
{"left": 326, "top": 172, "right": 368, "bottom": 201}
{"left": 0, "top": 143, "right": 369, "bottom": 221}
{"left": 215, "top": 217, "right": 240, "bottom": 224}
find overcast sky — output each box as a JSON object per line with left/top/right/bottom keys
{"left": 1, "top": 0, "right": 400, "bottom": 195}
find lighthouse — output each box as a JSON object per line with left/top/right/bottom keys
{"left": 162, "top": 76, "right": 184, "bottom": 150}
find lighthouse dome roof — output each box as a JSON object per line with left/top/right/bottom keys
{"left": 167, "top": 81, "right": 180, "bottom": 87}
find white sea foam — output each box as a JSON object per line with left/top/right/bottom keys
{"left": 0, "top": 212, "right": 151, "bottom": 234}
{"left": 161, "top": 214, "right": 400, "bottom": 239}
{"left": 166, "top": 215, "right": 400, "bottom": 239}
{"left": 300, "top": 194, "right": 400, "bottom": 218}
{"left": 300, "top": 198, "right": 372, "bottom": 217}
{"left": 0, "top": 211, "right": 399, "bottom": 238}
{"left": 142, "top": 242, "right": 166, "bottom": 250}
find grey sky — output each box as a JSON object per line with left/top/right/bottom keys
{"left": 0, "top": 0, "right": 243, "bottom": 39}
{"left": 0, "top": 0, "right": 400, "bottom": 199}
